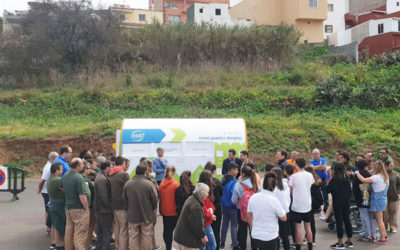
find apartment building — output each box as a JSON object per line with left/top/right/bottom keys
{"left": 229, "top": 0, "right": 328, "bottom": 43}
{"left": 187, "top": 3, "right": 254, "bottom": 27}
{"left": 329, "top": 0, "right": 400, "bottom": 58}
{"left": 149, "top": 0, "right": 230, "bottom": 24}
{"left": 323, "top": 0, "right": 349, "bottom": 39}
{"left": 110, "top": 4, "right": 163, "bottom": 28}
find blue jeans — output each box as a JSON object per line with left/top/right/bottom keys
{"left": 220, "top": 209, "right": 238, "bottom": 247}
{"left": 200, "top": 225, "right": 216, "bottom": 250}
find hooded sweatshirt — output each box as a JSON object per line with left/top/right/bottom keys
{"left": 159, "top": 178, "right": 180, "bottom": 216}
{"left": 203, "top": 197, "right": 216, "bottom": 227}
{"left": 231, "top": 177, "right": 253, "bottom": 207}
{"left": 221, "top": 174, "right": 237, "bottom": 210}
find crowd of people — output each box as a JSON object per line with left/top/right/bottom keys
{"left": 37, "top": 145, "right": 400, "bottom": 250}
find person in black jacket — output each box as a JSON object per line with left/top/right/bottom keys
{"left": 175, "top": 171, "right": 194, "bottom": 216}
{"left": 353, "top": 160, "right": 375, "bottom": 241}
{"left": 205, "top": 161, "right": 223, "bottom": 250}
{"left": 327, "top": 163, "right": 354, "bottom": 249}
{"left": 222, "top": 149, "right": 242, "bottom": 176}
{"left": 305, "top": 167, "right": 323, "bottom": 245}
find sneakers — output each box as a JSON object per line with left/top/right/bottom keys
{"left": 320, "top": 214, "right": 328, "bottom": 221}
{"left": 330, "top": 243, "right": 345, "bottom": 249}
{"left": 290, "top": 243, "right": 297, "bottom": 249}
{"left": 344, "top": 241, "right": 353, "bottom": 248}
{"left": 155, "top": 245, "right": 161, "bottom": 250}
{"left": 220, "top": 243, "right": 225, "bottom": 250}
{"left": 49, "top": 244, "right": 56, "bottom": 249}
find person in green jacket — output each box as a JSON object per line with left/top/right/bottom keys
{"left": 174, "top": 183, "right": 209, "bottom": 249}
{"left": 81, "top": 162, "right": 95, "bottom": 249}
{"left": 48, "top": 163, "right": 66, "bottom": 250}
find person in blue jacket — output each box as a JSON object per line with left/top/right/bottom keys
{"left": 220, "top": 163, "right": 239, "bottom": 250}
{"left": 153, "top": 147, "right": 168, "bottom": 185}
{"left": 54, "top": 146, "right": 72, "bottom": 178}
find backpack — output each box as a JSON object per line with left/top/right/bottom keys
{"left": 239, "top": 182, "right": 255, "bottom": 222}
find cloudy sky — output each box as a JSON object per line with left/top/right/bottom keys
{"left": 1, "top": 0, "right": 242, "bottom": 13}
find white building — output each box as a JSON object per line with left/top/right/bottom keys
{"left": 386, "top": 0, "right": 400, "bottom": 14}
{"left": 2, "top": 10, "right": 27, "bottom": 33}
{"left": 328, "top": 16, "right": 400, "bottom": 46}
{"left": 323, "top": 0, "right": 349, "bottom": 40}
{"left": 187, "top": 3, "right": 254, "bottom": 28}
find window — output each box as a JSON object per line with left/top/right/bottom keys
{"left": 139, "top": 14, "right": 146, "bottom": 22}
{"left": 119, "top": 14, "right": 126, "bottom": 21}
{"left": 325, "top": 25, "right": 333, "bottom": 33}
{"left": 378, "top": 23, "right": 384, "bottom": 34}
{"left": 328, "top": 4, "right": 334, "bottom": 12}
{"left": 398, "top": 20, "right": 400, "bottom": 31}
{"left": 309, "top": 0, "right": 318, "bottom": 8}
{"left": 397, "top": 2, "right": 399, "bottom": 7}
{"left": 199, "top": 8, "right": 203, "bottom": 13}
{"left": 215, "top": 8, "right": 221, "bottom": 16}
{"left": 166, "top": 2, "right": 178, "bottom": 9}
{"left": 168, "top": 15, "right": 181, "bottom": 24}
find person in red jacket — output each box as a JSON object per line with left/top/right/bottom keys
{"left": 199, "top": 170, "right": 217, "bottom": 250}
{"left": 159, "top": 166, "right": 180, "bottom": 250}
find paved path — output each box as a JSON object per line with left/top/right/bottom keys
{"left": 0, "top": 180, "right": 399, "bottom": 249}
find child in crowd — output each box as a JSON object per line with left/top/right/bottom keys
{"left": 355, "top": 161, "right": 389, "bottom": 244}
{"left": 327, "top": 163, "right": 353, "bottom": 249}
{"left": 353, "top": 160, "right": 376, "bottom": 241}
{"left": 220, "top": 163, "right": 239, "bottom": 250}
{"left": 384, "top": 160, "right": 400, "bottom": 233}
{"left": 272, "top": 167, "right": 291, "bottom": 250}
{"left": 305, "top": 166, "right": 323, "bottom": 247}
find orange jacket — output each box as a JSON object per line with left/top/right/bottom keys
{"left": 159, "top": 178, "right": 180, "bottom": 216}
{"left": 287, "top": 159, "right": 299, "bottom": 173}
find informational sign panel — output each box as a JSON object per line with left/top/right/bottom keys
{"left": 117, "top": 119, "right": 248, "bottom": 179}
{"left": 0, "top": 166, "right": 8, "bottom": 190}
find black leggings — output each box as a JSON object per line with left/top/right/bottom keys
{"left": 279, "top": 216, "right": 290, "bottom": 250}
{"left": 162, "top": 216, "right": 178, "bottom": 250}
{"left": 310, "top": 208, "right": 316, "bottom": 242}
{"left": 212, "top": 204, "right": 222, "bottom": 250}
{"left": 333, "top": 202, "right": 353, "bottom": 239}
{"left": 237, "top": 210, "right": 256, "bottom": 250}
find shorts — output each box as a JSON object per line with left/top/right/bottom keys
{"left": 291, "top": 211, "right": 312, "bottom": 223}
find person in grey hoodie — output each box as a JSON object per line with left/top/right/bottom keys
{"left": 231, "top": 166, "right": 259, "bottom": 250}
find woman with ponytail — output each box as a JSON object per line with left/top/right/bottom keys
{"left": 272, "top": 167, "right": 291, "bottom": 250}
{"left": 175, "top": 171, "right": 194, "bottom": 216}
{"left": 159, "top": 166, "right": 180, "bottom": 250}
{"left": 355, "top": 160, "right": 389, "bottom": 244}
{"left": 247, "top": 172, "right": 287, "bottom": 250}
{"left": 232, "top": 166, "right": 259, "bottom": 250}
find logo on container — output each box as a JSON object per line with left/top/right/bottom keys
{"left": 130, "top": 130, "right": 145, "bottom": 142}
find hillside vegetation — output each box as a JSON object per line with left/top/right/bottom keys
{"left": 1, "top": 47, "right": 400, "bottom": 158}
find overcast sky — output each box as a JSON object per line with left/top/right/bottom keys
{"left": 1, "top": 0, "right": 242, "bottom": 14}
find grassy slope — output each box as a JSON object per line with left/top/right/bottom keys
{"left": 1, "top": 89, "right": 399, "bottom": 156}
{"left": 1, "top": 47, "right": 400, "bottom": 157}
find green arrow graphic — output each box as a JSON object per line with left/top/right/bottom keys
{"left": 171, "top": 128, "right": 186, "bottom": 142}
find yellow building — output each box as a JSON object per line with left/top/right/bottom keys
{"left": 110, "top": 4, "right": 163, "bottom": 28}
{"left": 229, "top": 0, "right": 328, "bottom": 43}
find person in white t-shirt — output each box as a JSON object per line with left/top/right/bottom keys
{"left": 37, "top": 152, "right": 59, "bottom": 233}
{"left": 271, "top": 167, "right": 291, "bottom": 250}
{"left": 289, "top": 158, "right": 315, "bottom": 250}
{"left": 247, "top": 172, "right": 287, "bottom": 250}
{"left": 355, "top": 160, "right": 389, "bottom": 244}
